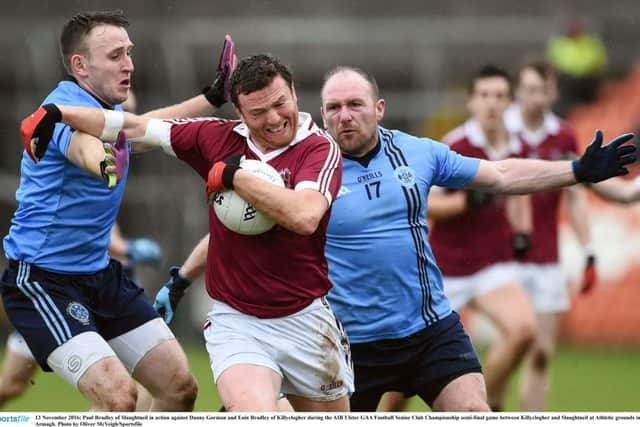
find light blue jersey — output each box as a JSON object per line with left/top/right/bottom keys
{"left": 3, "top": 81, "right": 128, "bottom": 274}
{"left": 326, "top": 126, "right": 479, "bottom": 343}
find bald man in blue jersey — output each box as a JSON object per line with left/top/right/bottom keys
{"left": 320, "top": 66, "right": 635, "bottom": 411}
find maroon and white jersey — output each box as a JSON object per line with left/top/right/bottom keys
{"left": 431, "top": 119, "right": 527, "bottom": 276}
{"left": 505, "top": 104, "right": 578, "bottom": 263}
{"left": 167, "top": 112, "right": 342, "bottom": 318}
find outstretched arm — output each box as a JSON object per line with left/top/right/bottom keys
{"left": 20, "top": 35, "right": 237, "bottom": 161}
{"left": 143, "top": 34, "right": 237, "bottom": 119}
{"left": 468, "top": 130, "right": 636, "bottom": 194}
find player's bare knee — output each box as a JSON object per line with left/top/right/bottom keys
{"left": 466, "top": 398, "right": 491, "bottom": 412}
{"left": 101, "top": 380, "right": 137, "bottom": 411}
{"left": 226, "top": 398, "right": 277, "bottom": 412}
{"left": 155, "top": 369, "right": 197, "bottom": 409}
{"left": 530, "top": 347, "right": 550, "bottom": 371}
{"left": 514, "top": 322, "right": 536, "bottom": 349}
{"left": 0, "top": 385, "right": 22, "bottom": 403}
{"left": 172, "top": 372, "right": 198, "bottom": 408}
{"left": 504, "top": 318, "right": 536, "bottom": 350}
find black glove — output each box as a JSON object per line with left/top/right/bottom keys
{"left": 572, "top": 130, "right": 636, "bottom": 183}
{"left": 207, "top": 154, "right": 244, "bottom": 198}
{"left": 466, "top": 189, "right": 494, "bottom": 209}
{"left": 152, "top": 266, "right": 191, "bottom": 324}
{"left": 203, "top": 35, "right": 237, "bottom": 108}
{"left": 512, "top": 233, "right": 531, "bottom": 259}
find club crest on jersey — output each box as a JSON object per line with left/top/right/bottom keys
{"left": 67, "top": 302, "right": 90, "bottom": 325}
{"left": 394, "top": 166, "right": 416, "bottom": 187}
{"left": 279, "top": 168, "right": 292, "bottom": 188}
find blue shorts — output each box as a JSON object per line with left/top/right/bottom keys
{"left": 1, "top": 259, "right": 159, "bottom": 371}
{"left": 349, "top": 311, "right": 482, "bottom": 410}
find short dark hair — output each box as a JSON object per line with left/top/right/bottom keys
{"left": 230, "top": 54, "right": 294, "bottom": 107}
{"left": 60, "top": 10, "right": 129, "bottom": 74}
{"left": 467, "top": 64, "right": 512, "bottom": 96}
{"left": 321, "top": 66, "right": 380, "bottom": 101}
{"left": 517, "top": 59, "right": 557, "bottom": 85}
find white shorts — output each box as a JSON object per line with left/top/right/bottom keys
{"left": 203, "top": 297, "right": 354, "bottom": 401}
{"left": 46, "top": 318, "right": 174, "bottom": 388}
{"left": 517, "top": 263, "right": 569, "bottom": 313}
{"left": 444, "top": 262, "right": 520, "bottom": 310}
{"left": 7, "top": 330, "right": 35, "bottom": 360}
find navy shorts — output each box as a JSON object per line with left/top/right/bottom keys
{"left": 1, "top": 259, "right": 159, "bottom": 371}
{"left": 349, "top": 311, "right": 482, "bottom": 410}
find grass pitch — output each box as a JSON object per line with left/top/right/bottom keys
{"left": 1, "top": 345, "right": 639, "bottom": 412}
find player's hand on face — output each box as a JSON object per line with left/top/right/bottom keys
{"left": 572, "top": 130, "right": 636, "bottom": 183}
{"left": 101, "top": 131, "right": 129, "bottom": 189}
{"left": 203, "top": 34, "right": 237, "bottom": 108}
{"left": 20, "top": 103, "right": 62, "bottom": 163}
{"left": 153, "top": 266, "right": 191, "bottom": 324}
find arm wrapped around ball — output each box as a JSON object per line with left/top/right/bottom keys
{"left": 206, "top": 154, "right": 244, "bottom": 199}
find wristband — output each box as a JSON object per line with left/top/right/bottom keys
{"left": 99, "top": 109, "right": 124, "bottom": 141}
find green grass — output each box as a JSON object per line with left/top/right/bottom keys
{"left": 2, "top": 345, "right": 639, "bottom": 411}
{"left": 398, "top": 346, "right": 640, "bottom": 412}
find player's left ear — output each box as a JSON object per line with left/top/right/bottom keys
{"left": 70, "top": 54, "right": 87, "bottom": 77}
{"left": 376, "top": 98, "right": 385, "bottom": 121}
{"left": 290, "top": 82, "right": 298, "bottom": 103}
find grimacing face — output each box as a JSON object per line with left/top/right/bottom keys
{"left": 467, "top": 76, "right": 511, "bottom": 134}
{"left": 321, "top": 70, "right": 384, "bottom": 158}
{"left": 234, "top": 75, "right": 299, "bottom": 153}
{"left": 73, "top": 24, "right": 134, "bottom": 107}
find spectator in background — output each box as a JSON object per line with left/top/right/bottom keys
{"left": 505, "top": 60, "right": 594, "bottom": 410}
{"left": 546, "top": 15, "right": 608, "bottom": 116}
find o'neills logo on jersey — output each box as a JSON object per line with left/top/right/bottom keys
{"left": 320, "top": 379, "right": 344, "bottom": 392}
{"left": 394, "top": 166, "right": 416, "bottom": 187}
{"left": 357, "top": 171, "right": 382, "bottom": 183}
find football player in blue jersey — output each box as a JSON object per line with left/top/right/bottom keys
{"left": 1, "top": 10, "right": 235, "bottom": 411}
{"left": 319, "top": 66, "right": 635, "bottom": 411}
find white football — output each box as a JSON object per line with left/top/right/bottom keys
{"left": 211, "top": 159, "right": 284, "bottom": 235}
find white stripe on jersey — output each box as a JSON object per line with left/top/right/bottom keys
{"left": 317, "top": 136, "right": 341, "bottom": 205}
